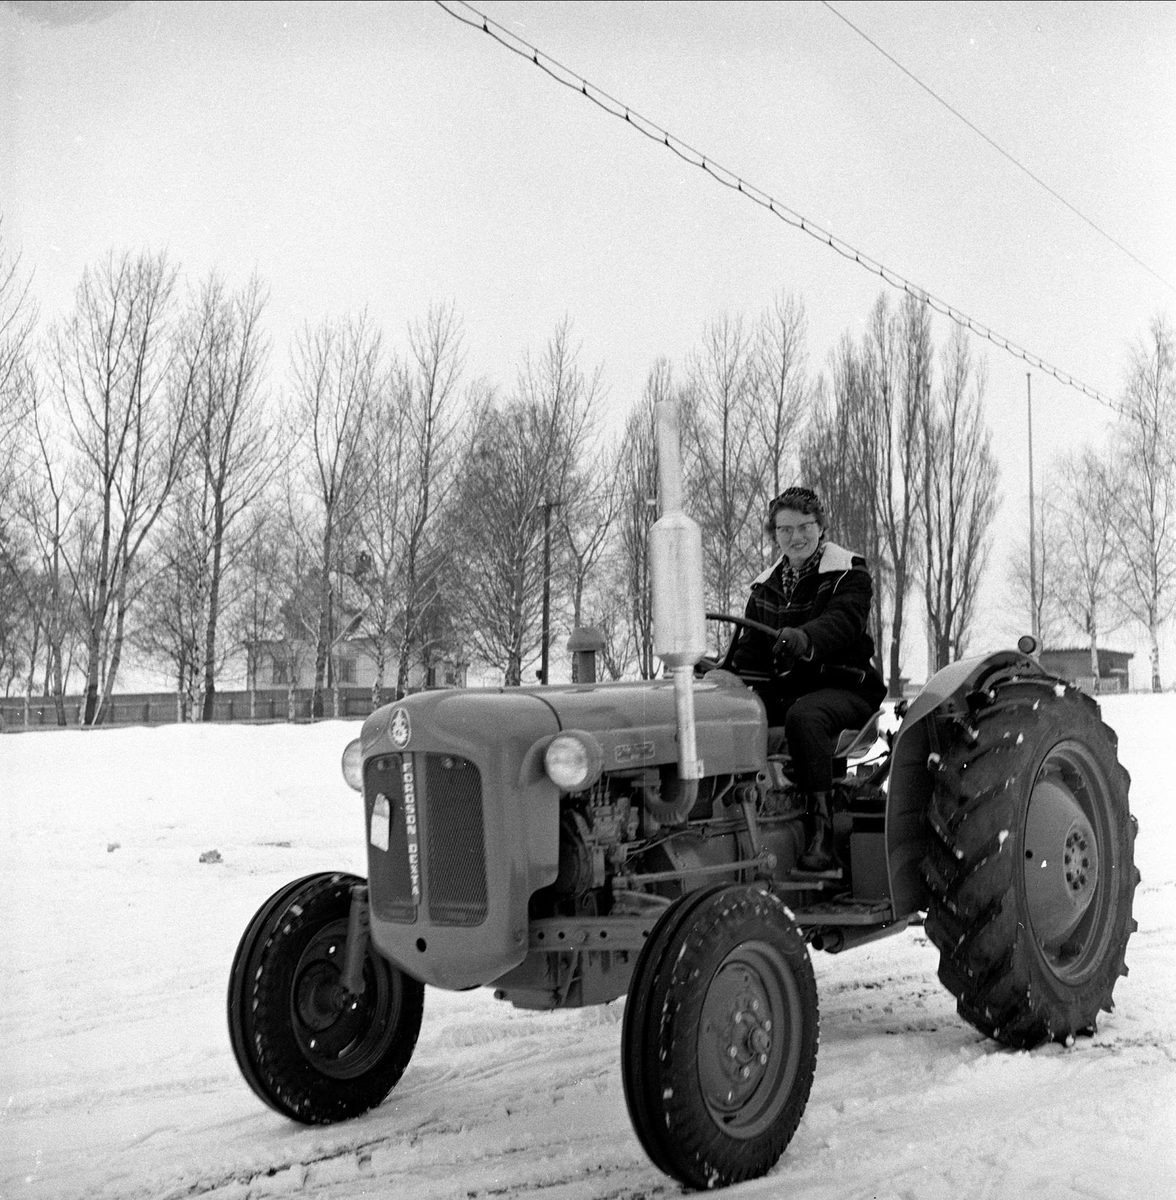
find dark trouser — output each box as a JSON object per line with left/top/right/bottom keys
{"left": 759, "top": 686, "right": 878, "bottom": 793}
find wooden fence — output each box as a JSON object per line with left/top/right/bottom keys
{"left": 0, "top": 687, "right": 400, "bottom": 731}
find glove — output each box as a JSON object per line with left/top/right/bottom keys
{"left": 773, "top": 626, "right": 811, "bottom": 668}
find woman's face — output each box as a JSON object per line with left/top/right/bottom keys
{"left": 773, "top": 507, "right": 821, "bottom": 564}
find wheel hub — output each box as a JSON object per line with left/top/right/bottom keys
{"left": 696, "top": 941, "right": 805, "bottom": 1140}
{"left": 1024, "top": 776, "right": 1100, "bottom": 949}
{"left": 289, "top": 920, "right": 395, "bottom": 1075}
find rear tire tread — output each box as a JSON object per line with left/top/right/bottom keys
{"left": 921, "top": 680, "right": 1138, "bottom": 1050}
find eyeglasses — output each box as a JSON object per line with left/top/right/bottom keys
{"left": 774, "top": 520, "right": 817, "bottom": 538}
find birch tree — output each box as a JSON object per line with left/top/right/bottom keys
{"left": 1053, "top": 448, "right": 1122, "bottom": 687}
{"left": 1107, "top": 315, "right": 1176, "bottom": 691}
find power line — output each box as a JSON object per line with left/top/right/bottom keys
{"left": 821, "top": 1, "right": 1174, "bottom": 294}
{"left": 433, "top": 0, "right": 1121, "bottom": 412}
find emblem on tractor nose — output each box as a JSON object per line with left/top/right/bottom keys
{"left": 390, "top": 707, "right": 411, "bottom": 748}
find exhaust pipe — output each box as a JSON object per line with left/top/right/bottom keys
{"left": 649, "top": 400, "right": 707, "bottom": 822}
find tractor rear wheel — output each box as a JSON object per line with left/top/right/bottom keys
{"left": 621, "top": 884, "right": 818, "bottom": 1188}
{"left": 922, "top": 680, "right": 1138, "bottom": 1048}
{"left": 228, "top": 871, "right": 424, "bottom": 1123}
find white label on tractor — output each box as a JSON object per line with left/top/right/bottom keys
{"left": 370, "top": 793, "right": 390, "bottom": 852}
{"left": 401, "top": 758, "right": 422, "bottom": 902}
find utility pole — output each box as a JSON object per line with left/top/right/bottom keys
{"left": 1027, "top": 373, "right": 1039, "bottom": 642}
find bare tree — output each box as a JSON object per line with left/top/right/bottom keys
{"left": 9, "top": 372, "right": 82, "bottom": 724}
{"left": 1006, "top": 474, "right": 1067, "bottom": 649}
{"left": 683, "top": 315, "right": 764, "bottom": 626}
{"left": 1051, "top": 448, "right": 1122, "bottom": 687}
{"left": 458, "top": 323, "right": 596, "bottom": 685}
{"left": 920, "top": 326, "right": 1000, "bottom": 670}
{"left": 183, "top": 274, "right": 276, "bottom": 720}
{"left": 49, "top": 250, "right": 200, "bottom": 725}
{"left": 290, "top": 312, "right": 381, "bottom": 717}
{"left": 133, "top": 516, "right": 205, "bottom": 719}
{"left": 802, "top": 338, "right": 886, "bottom": 667}
{"left": 394, "top": 303, "right": 466, "bottom": 698}
{"left": 0, "top": 231, "right": 38, "bottom": 664}
{"left": 231, "top": 508, "right": 286, "bottom": 718}
{"left": 353, "top": 359, "right": 412, "bottom": 706}
{"left": 0, "top": 227, "right": 36, "bottom": 456}
{"left": 615, "top": 364, "right": 667, "bottom": 679}
{"left": 1107, "top": 315, "right": 1176, "bottom": 691}
{"left": 752, "top": 292, "right": 809, "bottom": 503}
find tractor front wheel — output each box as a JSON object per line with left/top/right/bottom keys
{"left": 227, "top": 872, "right": 424, "bottom": 1123}
{"left": 922, "top": 680, "right": 1139, "bottom": 1048}
{"left": 621, "top": 884, "right": 818, "bottom": 1189}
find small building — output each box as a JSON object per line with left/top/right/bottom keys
{"left": 248, "top": 638, "right": 467, "bottom": 693}
{"left": 1038, "top": 647, "right": 1133, "bottom": 694}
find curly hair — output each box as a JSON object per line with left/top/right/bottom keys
{"left": 764, "top": 486, "right": 826, "bottom": 536}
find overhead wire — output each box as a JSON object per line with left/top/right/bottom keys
{"left": 820, "top": 1, "right": 1174, "bottom": 295}
{"left": 433, "top": 0, "right": 1122, "bottom": 412}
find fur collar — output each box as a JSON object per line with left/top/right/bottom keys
{"left": 752, "top": 541, "right": 857, "bottom": 585}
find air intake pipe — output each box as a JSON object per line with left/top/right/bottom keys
{"left": 649, "top": 399, "right": 707, "bottom": 823}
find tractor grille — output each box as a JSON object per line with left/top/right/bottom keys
{"left": 423, "top": 754, "right": 488, "bottom": 925}
{"left": 365, "top": 752, "right": 488, "bottom": 927}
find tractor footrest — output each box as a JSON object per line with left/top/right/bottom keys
{"left": 790, "top": 900, "right": 895, "bottom": 927}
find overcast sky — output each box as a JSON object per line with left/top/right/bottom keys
{"left": 2, "top": 0, "right": 1174, "bottom": 675}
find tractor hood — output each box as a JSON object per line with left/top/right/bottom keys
{"left": 360, "top": 672, "right": 768, "bottom": 779}
{"left": 531, "top": 673, "right": 767, "bottom": 776}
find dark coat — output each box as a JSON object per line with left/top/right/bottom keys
{"left": 728, "top": 542, "right": 886, "bottom": 709}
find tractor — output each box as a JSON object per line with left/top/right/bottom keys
{"left": 228, "top": 402, "right": 1138, "bottom": 1190}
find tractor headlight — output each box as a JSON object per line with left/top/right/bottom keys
{"left": 544, "top": 731, "right": 604, "bottom": 792}
{"left": 341, "top": 739, "right": 364, "bottom": 792}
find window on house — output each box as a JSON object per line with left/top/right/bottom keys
{"left": 272, "top": 658, "right": 289, "bottom": 686}
{"left": 338, "top": 657, "right": 357, "bottom": 685}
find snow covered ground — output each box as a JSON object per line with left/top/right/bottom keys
{"left": 1, "top": 695, "right": 1173, "bottom": 1200}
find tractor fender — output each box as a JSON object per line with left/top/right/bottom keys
{"left": 885, "top": 649, "right": 1048, "bottom": 917}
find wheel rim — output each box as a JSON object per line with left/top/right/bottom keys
{"left": 697, "top": 940, "right": 803, "bottom": 1139}
{"left": 1023, "top": 740, "right": 1116, "bottom": 985}
{"left": 290, "top": 918, "right": 400, "bottom": 1079}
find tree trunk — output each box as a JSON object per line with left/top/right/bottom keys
{"left": 1089, "top": 622, "right": 1100, "bottom": 693}
{"left": 51, "top": 644, "right": 66, "bottom": 727}
{"left": 96, "top": 594, "right": 130, "bottom": 726}
{"left": 200, "top": 530, "right": 223, "bottom": 721}
{"left": 395, "top": 604, "right": 413, "bottom": 700}
{"left": 888, "top": 604, "right": 905, "bottom": 698}
{"left": 1149, "top": 620, "right": 1162, "bottom": 692}
{"left": 373, "top": 645, "right": 386, "bottom": 711}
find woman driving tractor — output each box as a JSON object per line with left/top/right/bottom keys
{"left": 726, "top": 486, "right": 886, "bottom": 872}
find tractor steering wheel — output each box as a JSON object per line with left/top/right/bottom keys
{"left": 703, "top": 611, "right": 778, "bottom": 683}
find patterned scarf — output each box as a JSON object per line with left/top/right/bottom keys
{"left": 779, "top": 533, "right": 827, "bottom": 604}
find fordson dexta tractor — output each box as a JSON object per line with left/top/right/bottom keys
{"left": 228, "top": 402, "right": 1138, "bottom": 1190}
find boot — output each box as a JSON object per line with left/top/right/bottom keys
{"left": 797, "top": 791, "right": 839, "bottom": 873}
